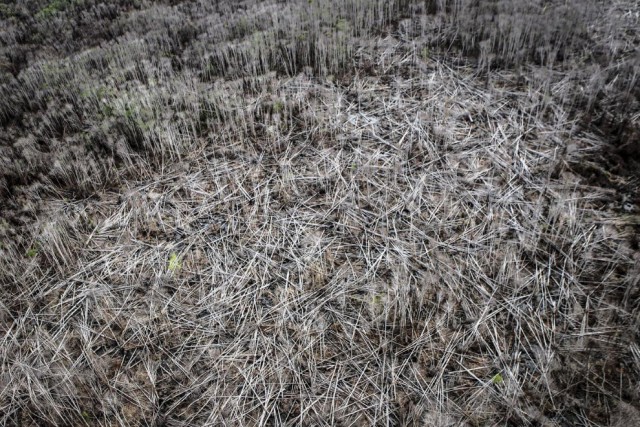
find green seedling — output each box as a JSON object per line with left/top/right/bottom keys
{"left": 273, "top": 101, "right": 284, "bottom": 113}
{"left": 168, "top": 252, "right": 182, "bottom": 272}
{"left": 26, "top": 247, "right": 38, "bottom": 258}
{"left": 491, "top": 373, "right": 503, "bottom": 384}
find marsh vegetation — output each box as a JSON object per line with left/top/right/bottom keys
{"left": 0, "top": 0, "right": 639, "bottom": 425}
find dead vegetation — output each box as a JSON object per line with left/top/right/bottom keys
{"left": 0, "top": 0, "right": 639, "bottom": 425}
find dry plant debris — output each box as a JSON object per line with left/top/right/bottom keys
{"left": 0, "top": 0, "right": 639, "bottom": 425}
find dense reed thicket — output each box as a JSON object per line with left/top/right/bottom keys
{"left": 0, "top": 0, "right": 638, "bottom": 425}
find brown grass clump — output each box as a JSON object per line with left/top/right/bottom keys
{"left": 0, "top": 0, "right": 638, "bottom": 425}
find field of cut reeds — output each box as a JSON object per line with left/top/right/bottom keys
{"left": 1, "top": 0, "right": 639, "bottom": 425}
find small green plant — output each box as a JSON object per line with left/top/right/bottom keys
{"left": 168, "top": 252, "right": 182, "bottom": 272}
{"left": 81, "top": 410, "right": 91, "bottom": 422}
{"left": 26, "top": 247, "right": 38, "bottom": 258}
{"left": 491, "top": 373, "right": 504, "bottom": 384}
{"left": 273, "top": 101, "right": 284, "bottom": 113}
{"left": 421, "top": 47, "right": 430, "bottom": 60}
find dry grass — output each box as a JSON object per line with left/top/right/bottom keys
{"left": 0, "top": 0, "right": 639, "bottom": 426}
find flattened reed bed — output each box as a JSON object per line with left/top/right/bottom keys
{"left": 0, "top": 0, "right": 638, "bottom": 425}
